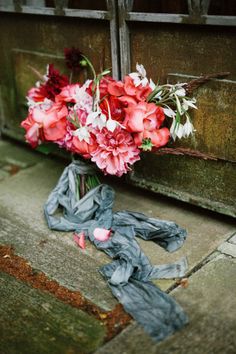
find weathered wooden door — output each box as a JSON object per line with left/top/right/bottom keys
{"left": 118, "top": 0, "right": 236, "bottom": 217}
{"left": 0, "top": 0, "right": 235, "bottom": 216}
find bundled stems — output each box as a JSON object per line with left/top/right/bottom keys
{"left": 77, "top": 174, "right": 100, "bottom": 199}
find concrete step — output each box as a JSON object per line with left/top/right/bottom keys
{"left": 95, "top": 258, "right": 236, "bottom": 354}
{"left": 0, "top": 272, "right": 105, "bottom": 354}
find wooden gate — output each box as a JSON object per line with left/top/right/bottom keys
{"left": 0, "top": 0, "right": 235, "bottom": 216}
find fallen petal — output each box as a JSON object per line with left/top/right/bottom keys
{"left": 73, "top": 232, "right": 86, "bottom": 249}
{"left": 93, "top": 228, "right": 111, "bottom": 242}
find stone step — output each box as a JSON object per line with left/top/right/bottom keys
{"left": 0, "top": 140, "right": 235, "bottom": 310}
{"left": 0, "top": 272, "right": 105, "bottom": 354}
{"left": 95, "top": 258, "right": 236, "bottom": 354}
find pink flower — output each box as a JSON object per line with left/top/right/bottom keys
{"left": 93, "top": 228, "right": 111, "bottom": 242}
{"left": 108, "top": 76, "right": 152, "bottom": 104}
{"left": 134, "top": 127, "right": 170, "bottom": 148}
{"left": 123, "top": 102, "right": 169, "bottom": 148}
{"left": 71, "top": 133, "right": 98, "bottom": 159}
{"left": 21, "top": 114, "right": 44, "bottom": 148}
{"left": 124, "top": 102, "right": 164, "bottom": 132}
{"left": 91, "top": 127, "right": 140, "bottom": 176}
{"left": 27, "top": 87, "right": 45, "bottom": 103}
{"left": 56, "top": 84, "right": 81, "bottom": 103}
{"left": 56, "top": 122, "right": 75, "bottom": 150}
{"left": 21, "top": 103, "right": 68, "bottom": 147}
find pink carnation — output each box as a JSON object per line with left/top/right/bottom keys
{"left": 91, "top": 127, "right": 140, "bottom": 176}
{"left": 56, "top": 84, "right": 81, "bottom": 103}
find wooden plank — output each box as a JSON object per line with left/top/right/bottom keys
{"left": 201, "top": 0, "right": 211, "bottom": 15}
{"left": 204, "top": 15, "right": 236, "bottom": 26}
{"left": 106, "top": 0, "right": 120, "bottom": 79}
{"left": 127, "top": 12, "right": 187, "bottom": 23}
{"left": 64, "top": 9, "right": 110, "bottom": 20}
{"left": 126, "top": 12, "right": 236, "bottom": 26}
{"left": 118, "top": 0, "right": 131, "bottom": 76}
{"left": 0, "top": 6, "right": 110, "bottom": 19}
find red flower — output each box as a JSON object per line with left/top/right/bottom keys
{"left": 87, "top": 76, "right": 115, "bottom": 99}
{"left": 64, "top": 47, "right": 85, "bottom": 72}
{"left": 100, "top": 96, "right": 125, "bottom": 122}
{"left": 38, "top": 64, "right": 69, "bottom": 101}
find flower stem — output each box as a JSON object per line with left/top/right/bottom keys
{"left": 81, "top": 54, "right": 96, "bottom": 80}
{"left": 77, "top": 174, "right": 100, "bottom": 200}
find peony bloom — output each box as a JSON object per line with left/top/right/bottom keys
{"left": 91, "top": 127, "right": 140, "bottom": 176}
{"left": 134, "top": 127, "right": 170, "bottom": 149}
{"left": 123, "top": 101, "right": 169, "bottom": 148}
{"left": 124, "top": 101, "right": 164, "bottom": 132}
{"left": 21, "top": 103, "right": 68, "bottom": 147}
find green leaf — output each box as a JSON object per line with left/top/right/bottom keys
{"left": 36, "top": 143, "right": 58, "bottom": 155}
{"left": 139, "top": 138, "right": 154, "bottom": 152}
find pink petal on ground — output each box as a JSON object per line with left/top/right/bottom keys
{"left": 93, "top": 228, "right": 111, "bottom": 242}
{"left": 73, "top": 232, "right": 86, "bottom": 249}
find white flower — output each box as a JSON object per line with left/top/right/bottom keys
{"left": 73, "top": 85, "right": 93, "bottom": 113}
{"left": 106, "top": 119, "right": 117, "bottom": 132}
{"left": 169, "top": 83, "right": 186, "bottom": 98}
{"left": 136, "top": 63, "right": 146, "bottom": 77}
{"left": 73, "top": 126, "right": 90, "bottom": 143}
{"left": 176, "top": 123, "right": 185, "bottom": 139}
{"left": 83, "top": 79, "right": 92, "bottom": 89}
{"left": 170, "top": 119, "right": 184, "bottom": 140}
{"left": 183, "top": 117, "right": 195, "bottom": 137}
{"left": 182, "top": 98, "right": 197, "bottom": 111}
{"left": 129, "top": 63, "right": 149, "bottom": 87}
{"left": 163, "top": 106, "right": 176, "bottom": 118}
{"left": 26, "top": 97, "right": 53, "bottom": 111}
{"left": 86, "top": 111, "right": 107, "bottom": 130}
{"left": 149, "top": 78, "right": 156, "bottom": 90}
{"left": 175, "top": 87, "right": 186, "bottom": 97}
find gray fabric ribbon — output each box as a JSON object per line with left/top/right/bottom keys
{"left": 44, "top": 160, "right": 188, "bottom": 341}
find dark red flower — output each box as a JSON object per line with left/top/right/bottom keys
{"left": 38, "top": 64, "right": 69, "bottom": 101}
{"left": 100, "top": 96, "right": 125, "bottom": 122}
{"left": 64, "top": 47, "right": 86, "bottom": 72}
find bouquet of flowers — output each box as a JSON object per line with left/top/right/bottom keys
{"left": 21, "top": 48, "right": 197, "bottom": 180}
{"left": 19, "top": 49, "right": 230, "bottom": 342}
{"left": 21, "top": 48, "right": 224, "bottom": 341}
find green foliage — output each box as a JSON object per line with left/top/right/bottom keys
{"left": 36, "top": 143, "right": 58, "bottom": 155}
{"left": 139, "top": 138, "right": 154, "bottom": 152}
